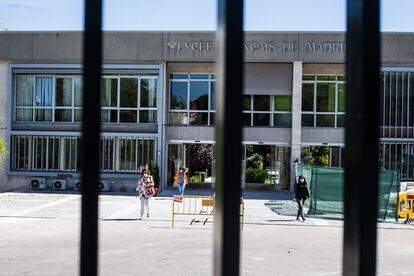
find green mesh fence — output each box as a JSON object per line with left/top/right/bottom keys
{"left": 297, "top": 165, "right": 400, "bottom": 219}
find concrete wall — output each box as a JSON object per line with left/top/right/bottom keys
{"left": 302, "top": 128, "right": 345, "bottom": 145}
{"left": 0, "top": 32, "right": 413, "bottom": 64}
{"left": 0, "top": 62, "right": 9, "bottom": 191}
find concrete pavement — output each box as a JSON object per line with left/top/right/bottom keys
{"left": 0, "top": 191, "right": 413, "bottom": 276}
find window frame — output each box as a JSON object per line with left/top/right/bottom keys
{"left": 301, "top": 74, "right": 346, "bottom": 128}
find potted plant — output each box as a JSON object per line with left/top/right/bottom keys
{"left": 148, "top": 160, "right": 160, "bottom": 196}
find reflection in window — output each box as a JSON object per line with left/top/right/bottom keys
{"left": 170, "top": 82, "right": 188, "bottom": 110}
{"left": 302, "top": 74, "right": 345, "bottom": 128}
{"left": 170, "top": 73, "right": 215, "bottom": 125}
{"left": 242, "top": 95, "right": 292, "bottom": 127}
{"left": 190, "top": 81, "right": 209, "bottom": 110}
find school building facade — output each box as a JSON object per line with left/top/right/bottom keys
{"left": 0, "top": 32, "right": 413, "bottom": 191}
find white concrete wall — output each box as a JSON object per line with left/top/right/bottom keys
{"left": 290, "top": 61, "right": 302, "bottom": 192}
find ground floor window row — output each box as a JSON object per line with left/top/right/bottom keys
{"left": 167, "top": 144, "right": 292, "bottom": 189}
{"left": 379, "top": 142, "right": 414, "bottom": 180}
{"left": 380, "top": 71, "right": 414, "bottom": 137}
{"left": 11, "top": 135, "right": 156, "bottom": 173}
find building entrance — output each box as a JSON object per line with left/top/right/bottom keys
{"left": 242, "top": 145, "right": 291, "bottom": 190}
{"left": 167, "top": 143, "right": 215, "bottom": 189}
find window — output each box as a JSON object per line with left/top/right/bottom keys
{"left": 14, "top": 74, "right": 158, "bottom": 124}
{"left": 169, "top": 73, "right": 215, "bottom": 125}
{"left": 301, "top": 74, "right": 345, "bottom": 127}
{"left": 301, "top": 145, "right": 345, "bottom": 167}
{"left": 242, "top": 95, "right": 292, "bottom": 127}
{"left": 380, "top": 71, "right": 414, "bottom": 138}
{"left": 11, "top": 135, "right": 156, "bottom": 174}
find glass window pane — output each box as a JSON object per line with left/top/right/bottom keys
{"left": 275, "top": 95, "right": 292, "bottom": 111}
{"left": 317, "top": 75, "right": 336, "bottom": 81}
{"left": 253, "top": 95, "right": 270, "bottom": 111}
{"left": 169, "top": 112, "right": 188, "bottom": 125}
{"left": 55, "top": 109, "right": 72, "bottom": 122}
{"left": 209, "top": 112, "right": 215, "bottom": 125}
{"left": 253, "top": 113, "right": 270, "bottom": 126}
{"left": 190, "top": 81, "right": 208, "bottom": 110}
{"left": 170, "top": 82, "right": 188, "bottom": 110}
{"left": 190, "top": 74, "right": 209, "bottom": 79}
{"left": 302, "top": 114, "right": 314, "bottom": 127}
{"left": 338, "top": 83, "right": 345, "bottom": 112}
{"left": 140, "top": 79, "right": 157, "bottom": 108}
{"left": 139, "top": 110, "right": 157, "bottom": 123}
{"left": 316, "top": 114, "right": 335, "bottom": 127}
{"left": 35, "top": 77, "right": 53, "bottom": 107}
{"left": 120, "top": 110, "right": 137, "bottom": 123}
{"left": 35, "top": 109, "right": 52, "bottom": 121}
{"left": 274, "top": 113, "right": 292, "bottom": 127}
{"left": 210, "top": 82, "right": 215, "bottom": 110}
{"left": 338, "top": 75, "right": 346, "bottom": 81}
{"left": 242, "top": 113, "right": 251, "bottom": 126}
{"left": 337, "top": 115, "right": 345, "bottom": 127}
{"left": 302, "top": 84, "right": 314, "bottom": 111}
{"left": 101, "top": 78, "right": 118, "bottom": 107}
{"left": 55, "top": 78, "right": 72, "bottom": 107}
{"left": 16, "top": 108, "right": 33, "bottom": 121}
{"left": 242, "top": 95, "right": 251, "bottom": 111}
{"left": 120, "top": 78, "right": 137, "bottom": 108}
{"left": 170, "top": 74, "right": 188, "bottom": 79}
{"left": 317, "top": 83, "right": 336, "bottom": 112}
{"left": 302, "top": 75, "right": 315, "bottom": 81}
{"left": 189, "top": 112, "right": 208, "bottom": 125}
{"left": 74, "top": 76, "right": 82, "bottom": 107}
{"left": 101, "top": 109, "right": 118, "bottom": 123}
{"left": 16, "top": 75, "right": 34, "bottom": 106}
{"left": 74, "top": 110, "right": 82, "bottom": 122}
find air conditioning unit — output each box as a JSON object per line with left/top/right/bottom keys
{"left": 30, "top": 178, "right": 47, "bottom": 190}
{"left": 99, "top": 180, "right": 112, "bottom": 192}
{"left": 74, "top": 180, "right": 82, "bottom": 191}
{"left": 52, "top": 179, "right": 67, "bottom": 190}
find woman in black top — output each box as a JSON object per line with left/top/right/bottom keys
{"left": 295, "top": 175, "right": 310, "bottom": 222}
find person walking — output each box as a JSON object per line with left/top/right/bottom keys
{"left": 174, "top": 167, "right": 189, "bottom": 196}
{"left": 295, "top": 175, "right": 310, "bottom": 222}
{"left": 136, "top": 168, "right": 154, "bottom": 220}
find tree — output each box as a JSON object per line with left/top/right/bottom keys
{"left": 148, "top": 160, "right": 160, "bottom": 188}
{"left": 307, "top": 146, "right": 329, "bottom": 167}
{"left": 0, "top": 138, "right": 8, "bottom": 165}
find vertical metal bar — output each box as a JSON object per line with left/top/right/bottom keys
{"left": 214, "top": 0, "right": 244, "bottom": 275}
{"left": 81, "top": 0, "right": 102, "bottom": 275}
{"left": 343, "top": 0, "right": 380, "bottom": 275}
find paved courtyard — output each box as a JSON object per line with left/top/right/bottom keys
{"left": 0, "top": 191, "right": 413, "bottom": 276}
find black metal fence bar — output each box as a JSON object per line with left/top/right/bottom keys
{"left": 80, "top": 0, "right": 103, "bottom": 275}
{"left": 343, "top": 0, "right": 380, "bottom": 275}
{"left": 214, "top": 0, "right": 244, "bottom": 275}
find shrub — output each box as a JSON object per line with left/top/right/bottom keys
{"left": 246, "top": 168, "right": 269, "bottom": 183}
{"left": 0, "top": 138, "right": 8, "bottom": 165}
{"left": 148, "top": 160, "right": 160, "bottom": 188}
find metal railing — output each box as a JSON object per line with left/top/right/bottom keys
{"left": 80, "top": 0, "right": 380, "bottom": 275}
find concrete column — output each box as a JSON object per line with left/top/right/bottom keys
{"left": 0, "top": 63, "right": 9, "bottom": 191}
{"left": 290, "top": 61, "right": 302, "bottom": 192}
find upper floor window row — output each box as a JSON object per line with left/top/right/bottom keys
{"left": 302, "top": 74, "right": 345, "bottom": 128}
{"left": 14, "top": 74, "right": 158, "bottom": 124}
